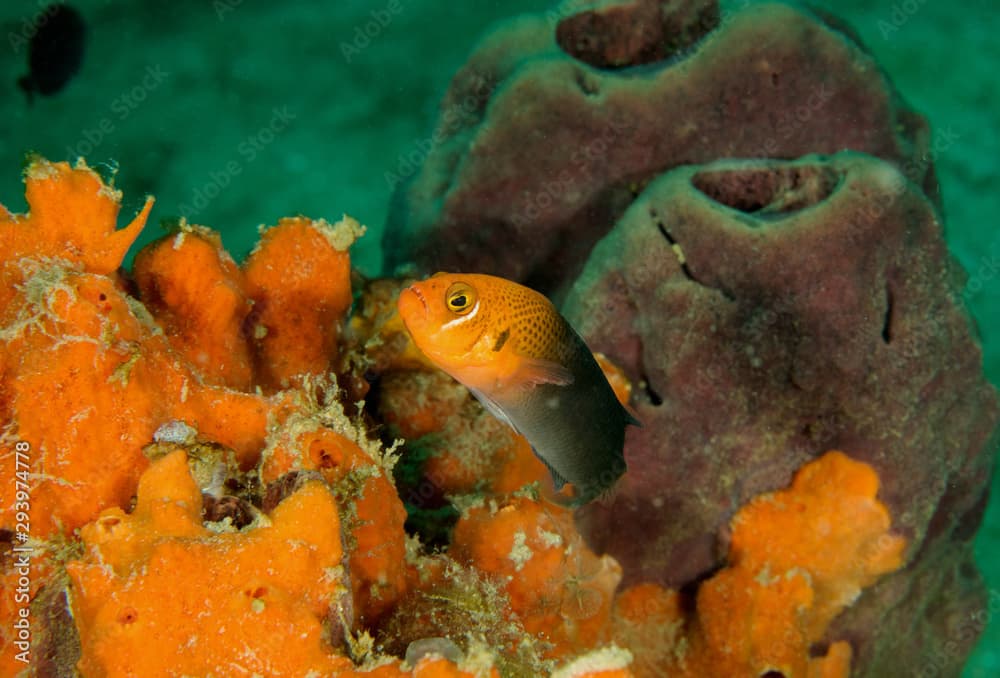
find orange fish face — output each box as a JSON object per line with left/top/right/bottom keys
{"left": 398, "top": 273, "right": 568, "bottom": 396}
{"left": 397, "top": 274, "right": 495, "bottom": 382}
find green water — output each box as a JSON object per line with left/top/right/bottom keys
{"left": 1, "top": 0, "right": 997, "bottom": 674}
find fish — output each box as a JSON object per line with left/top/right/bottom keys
{"left": 18, "top": 4, "right": 86, "bottom": 103}
{"left": 397, "top": 272, "right": 637, "bottom": 505}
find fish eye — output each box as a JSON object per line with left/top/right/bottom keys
{"left": 445, "top": 282, "right": 477, "bottom": 315}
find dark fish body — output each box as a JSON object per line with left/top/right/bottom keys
{"left": 484, "top": 314, "right": 633, "bottom": 505}
{"left": 18, "top": 5, "right": 86, "bottom": 101}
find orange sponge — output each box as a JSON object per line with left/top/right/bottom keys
{"left": 451, "top": 496, "right": 622, "bottom": 659}
{"left": 66, "top": 450, "right": 353, "bottom": 677}
{"left": 0, "top": 159, "right": 270, "bottom": 537}
{"left": 133, "top": 224, "right": 253, "bottom": 389}
{"left": 0, "top": 158, "right": 151, "bottom": 311}
{"left": 244, "top": 215, "right": 363, "bottom": 391}
{"left": 260, "top": 385, "right": 409, "bottom": 626}
{"left": 693, "top": 450, "right": 905, "bottom": 676}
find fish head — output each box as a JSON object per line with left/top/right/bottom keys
{"left": 397, "top": 273, "right": 494, "bottom": 372}
{"left": 398, "top": 273, "right": 571, "bottom": 396}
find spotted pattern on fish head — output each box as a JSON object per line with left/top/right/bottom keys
{"left": 491, "top": 280, "right": 571, "bottom": 364}
{"left": 397, "top": 273, "right": 573, "bottom": 392}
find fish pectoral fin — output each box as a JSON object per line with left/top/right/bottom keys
{"left": 512, "top": 355, "right": 574, "bottom": 388}
{"left": 469, "top": 388, "right": 519, "bottom": 433}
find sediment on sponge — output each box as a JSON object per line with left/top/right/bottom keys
{"left": 376, "top": 556, "right": 550, "bottom": 675}
{"left": 258, "top": 375, "right": 409, "bottom": 627}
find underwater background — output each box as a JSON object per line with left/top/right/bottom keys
{"left": 0, "top": 0, "right": 997, "bottom": 675}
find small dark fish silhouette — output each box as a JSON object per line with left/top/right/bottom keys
{"left": 18, "top": 4, "right": 86, "bottom": 103}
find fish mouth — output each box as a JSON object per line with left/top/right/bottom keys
{"left": 409, "top": 285, "right": 427, "bottom": 311}
{"left": 397, "top": 285, "right": 428, "bottom": 325}
{"left": 406, "top": 285, "right": 427, "bottom": 313}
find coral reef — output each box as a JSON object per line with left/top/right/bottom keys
{"left": 0, "top": 160, "right": 474, "bottom": 676}
{"left": 2, "top": 0, "right": 995, "bottom": 674}
{"left": 384, "top": 0, "right": 935, "bottom": 294}
{"left": 377, "top": 1, "right": 998, "bottom": 674}
{"left": 565, "top": 152, "right": 999, "bottom": 675}
{"left": 0, "top": 156, "right": 920, "bottom": 677}
{"left": 0, "top": 158, "right": 620, "bottom": 676}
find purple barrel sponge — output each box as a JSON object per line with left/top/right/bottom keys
{"left": 384, "top": 0, "right": 935, "bottom": 294}
{"left": 564, "top": 152, "right": 998, "bottom": 677}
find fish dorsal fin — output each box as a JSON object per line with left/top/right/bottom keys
{"left": 512, "top": 355, "right": 574, "bottom": 388}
